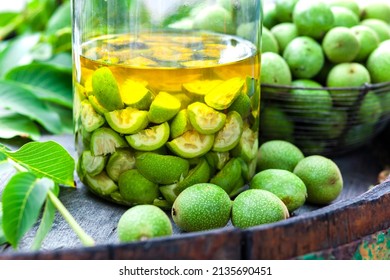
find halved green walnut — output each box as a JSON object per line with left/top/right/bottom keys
{"left": 176, "top": 157, "right": 211, "bottom": 193}
{"left": 245, "top": 76, "right": 258, "bottom": 97}
{"left": 160, "top": 158, "right": 211, "bottom": 203}
{"left": 228, "top": 176, "right": 246, "bottom": 198}
{"left": 76, "top": 157, "right": 86, "bottom": 182}
{"left": 80, "top": 100, "right": 105, "bottom": 132}
{"left": 167, "top": 130, "right": 214, "bottom": 159}
{"left": 110, "top": 191, "right": 132, "bottom": 206}
{"left": 148, "top": 91, "right": 181, "bottom": 123}
{"left": 88, "top": 95, "right": 109, "bottom": 115}
{"left": 205, "top": 151, "right": 230, "bottom": 170}
{"left": 80, "top": 126, "right": 92, "bottom": 148}
{"left": 232, "top": 125, "right": 258, "bottom": 162}
{"left": 182, "top": 79, "right": 222, "bottom": 101}
{"left": 126, "top": 122, "right": 170, "bottom": 151}
{"left": 121, "top": 79, "right": 153, "bottom": 110}
{"left": 187, "top": 102, "right": 226, "bottom": 135}
{"left": 85, "top": 171, "right": 118, "bottom": 196}
{"left": 106, "top": 149, "right": 136, "bottom": 182}
{"left": 92, "top": 67, "right": 124, "bottom": 111}
{"left": 210, "top": 158, "right": 242, "bottom": 194}
{"left": 159, "top": 184, "right": 178, "bottom": 204}
{"left": 170, "top": 109, "right": 192, "bottom": 139}
{"left": 80, "top": 150, "right": 107, "bottom": 176}
{"left": 90, "top": 127, "right": 128, "bottom": 156}
{"left": 171, "top": 92, "right": 192, "bottom": 110}
{"left": 204, "top": 77, "right": 244, "bottom": 110}
{"left": 237, "top": 157, "right": 257, "bottom": 182}
{"left": 213, "top": 111, "right": 244, "bottom": 152}
{"left": 228, "top": 92, "right": 251, "bottom": 118}
{"left": 105, "top": 107, "right": 149, "bottom": 134}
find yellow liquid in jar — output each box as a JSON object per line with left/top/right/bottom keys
{"left": 79, "top": 31, "right": 260, "bottom": 91}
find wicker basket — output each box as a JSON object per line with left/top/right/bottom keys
{"left": 259, "top": 81, "right": 390, "bottom": 155}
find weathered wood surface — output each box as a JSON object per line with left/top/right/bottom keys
{"left": 0, "top": 126, "right": 389, "bottom": 259}
{"left": 244, "top": 178, "right": 390, "bottom": 259}
{"left": 297, "top": 228, "right": 390, "bottom": 260}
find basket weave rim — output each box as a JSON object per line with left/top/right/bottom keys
{"left": 261, "top": 81, "right": 390, "bottom": 91}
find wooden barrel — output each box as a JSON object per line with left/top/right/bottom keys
{"left": 1, "top": 128, "right": 390, "bottom": 260}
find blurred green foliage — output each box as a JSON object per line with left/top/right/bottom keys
{"left": 0, "top": 0, "right": 73, "bottom": 140}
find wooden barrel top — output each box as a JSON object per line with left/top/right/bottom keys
{"left": 1, "top": 126, "right": 390, "bottom": 260}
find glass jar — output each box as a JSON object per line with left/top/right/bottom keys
{"left": 72, "top": 0, "right": 262, "bottom": 207}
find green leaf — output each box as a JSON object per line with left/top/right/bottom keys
{"left": 30, "top": 183, "right": 59, "bottom": 250}
{"left": 0, "top": 150, "right": 7, "bottom": 161}
{"left": 30, "top": 42, "right": 53, "bottom": 61}
{"left": 21, "top": 0, "right": 57, "bottom": 33}
{"left": 0, "top": 143, "right": 15, "bottom": 182}
{"left": 4, "top": 141, "right": 75, "bottom": 187}
{"left": 0, "top": 111, "right": 41, "bottom": 140}
{"left": 30, "top": 196, "right": 56, "bottom": 250}
{"left": 0, "top": 12, "right": 24, "bottom": 40}
{"left": 45, "top": 103, "right": 73, "bottom": 134}
{"left": 51, "top": 28, "right": 72, "bottom": 54}
{"left": 0, "top": 40, "right": 8, "bottom": 52}
{"left": 46, "top": 1, "right": 71, "bottom": 34}
{"left": 0, "top": 80, "right": 62, "bottom": 134}
{"left": 0, "top": 202, "right": 7, "bottom": 245}
{"left": 162, "top": 5, "right": 192, "bottom": 27}
{"left": 44, "top": 1, "right": 72, "bottom": 54}
{"left": 0, "top": 34, "right": 41, "bottom": 77}
{"left": 2, "top": 173, "right": 53, "bottom": 248}
{"left": 0, "top": 13, "right": 19, "bottom": 28}
{"left": 0, "top": 147, "right": 14, "bottom": 175}
{"left": 5, "top": 63, "right": 73, "bottom": 109}
{"left": 42, "top": 52, "right": 72, "bottom": 72}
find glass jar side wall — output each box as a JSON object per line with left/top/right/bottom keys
{"left": 72, "top": 0, "right": 262, "bottom": 207}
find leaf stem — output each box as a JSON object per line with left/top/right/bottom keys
{"left": 47, "top": 190, "right": 95, "bottom": 247}
{"left": 8, "top": 159, "right": 28, "bottom": 173}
